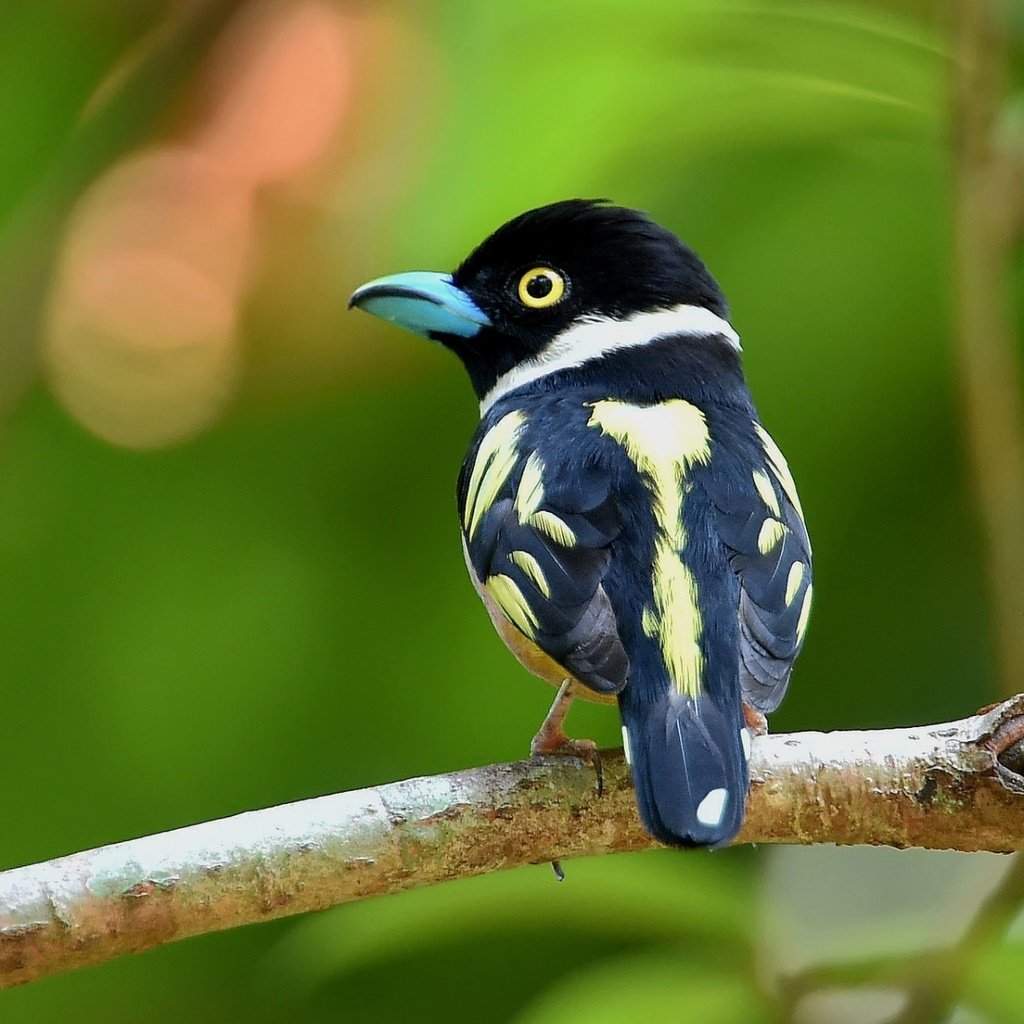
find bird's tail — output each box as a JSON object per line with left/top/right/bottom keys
{"left": 618, "top": 682, "right": 749, "bottom": 848}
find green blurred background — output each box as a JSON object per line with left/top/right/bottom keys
{"left": 2, "top": 0, "right": 1022, "bottom": 1021}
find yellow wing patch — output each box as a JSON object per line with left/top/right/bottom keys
{"left": 796, "top": 583, "right": 813, "bottom": 643}
{"left": 752, "top": 469, "right": 781, "bottom": 518}
{"left": 757, "top": 517, "right": 787, "bottom": 555}
{"left": 529, "top": 510, "right": 576, "bottom": 547}
{"left": 511, "top": 451, "right": 578, "bottom": 548}
{"left": 464, "top": 425, "right": 579, "bottom": 645}
{"left": 514, "top": 451, "right": 545, "bottom": 520}
{"left": 484, "top": 573, "right": 538, "bottom": 639}
{"left": 755, "top": 423, "right": 806, "bottom": 522}
{"left": 785, "top": 561, "right": 806, "bottom": 606}
{"left": 464, "top": 411, "right": 527, "bottom": 540}
{"left": 509, "top": 549, "right": 551, "bottom": 599}
{"left": 587, "top": 398, "right": 711, "bottom": 698}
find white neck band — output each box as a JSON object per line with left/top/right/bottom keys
{"left": 479, "top": 304, "right": 740, "bottom": 416}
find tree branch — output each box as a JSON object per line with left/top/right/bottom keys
{"left": 3, "top": 696, "right": 1024, "bottom": 989}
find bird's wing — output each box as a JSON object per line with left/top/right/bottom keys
{"left": 458, "top": 411, "right": 628, "bottom": 696}
{"left": 709, "top": 422, "right": 812, "bottom": 713}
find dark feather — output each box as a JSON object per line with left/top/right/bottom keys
{"left": 619, "top": 672, "right": 748, "bottom": 848}
{"left": 707, "top": 421, "right": 813, "bottom": 713}
{"left": 459, "top": 420, "right": 629, "bottom": 696}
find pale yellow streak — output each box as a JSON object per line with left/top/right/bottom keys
{"left": 587, "top": 399, "right": 712, "bottom": 698}
{"left": 752, "top": 468, "right": 781, "bottom": 518}
{"left": 757, "top": 517, "right": 787, "bottom": 555}
{"left": 646, "top": 549, "right": 705, "bottom": 696}
{"left": 514, "top": 452, "right": 545, "bottom": 520}
{"left": 785, "top": 561, "right": 806, "bottom": 606}
{"left": 641, "top": 605, "right": 658, "bottom": 636}
{"left": 530, "top": 510, "right": 577, "bottom": 548}
{"left": 509, "top": 549, "right": 550, "bottom": 599}
{"left": 796, "top": 583, "right": 813, "bottom": 643}
{"left": 755, "top": 423, "right": 806, "bottom": 521}
{"left": 464, "top": 411, "right": 527, "bottom": 539}
{"left": 485, "top": 573, "right": 538, "bottom": 639}
{"left": 516, "top": 453, "right": 579, "bottom": 549}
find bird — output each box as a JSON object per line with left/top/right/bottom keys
{"left": 349, "top": 199, "right": 812, "bottom": 847}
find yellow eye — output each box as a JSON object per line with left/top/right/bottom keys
{"left": 517, "top": 267, "right": 566, "bottom": 309}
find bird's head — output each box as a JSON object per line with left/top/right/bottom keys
{"left": 350, "top": 199, "right": 736, "bottom": 407}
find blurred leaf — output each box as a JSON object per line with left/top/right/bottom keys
{"left": 759, "top": 848, "right": 1011, "bottom": 979}
{"left": 510, "top": 954, "right": 769, "bottom": 1024}
{"left": 0, "top": 2, "right": 140, "bottom": 223}
{"left": 399, "top": 0, "right": 943, "bottom": 254}
{"left": 966, "top": 941, "right": 1024, "bottom": 1024}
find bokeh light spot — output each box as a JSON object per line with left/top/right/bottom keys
{"left": 46, "top": 148, "right": 250, "bottom": 448}
{"left": 197, "top": 0, "right": 351, "bottom": 184}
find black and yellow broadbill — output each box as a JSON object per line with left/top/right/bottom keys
{"left": 350, "top": 200, "right": 812, "bottom": 847}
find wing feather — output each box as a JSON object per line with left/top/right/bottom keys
{"left": 711, "top": 423, "right": 812, "bottom": 713}
{"left": 459, "top": 436, "right": 628, "bottom": 696}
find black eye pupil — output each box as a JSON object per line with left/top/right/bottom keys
{"left": 526, "top": 274, "right": 553, "bottom": 299}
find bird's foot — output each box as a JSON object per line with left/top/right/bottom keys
{"left": 530, "top": 679, "right": 604, "bottom": 794}
{"left": 530, "top": 727, "right": 597, "bottom": 759}
{"left": 530, "top": 725, "right": 603, "bottom": 796}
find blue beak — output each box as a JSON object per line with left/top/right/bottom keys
{"left": 349, "top": 271, "right": 491, "bottom": 339}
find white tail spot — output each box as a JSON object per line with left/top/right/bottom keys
{"left": 621, "top": 726, "right": 632, "bottom": 766}
{"left": 696, "top": 787, "right": 729, "bottom": 827}
{"left": 740, "top": 728, "right": 752, "bottom": 760}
